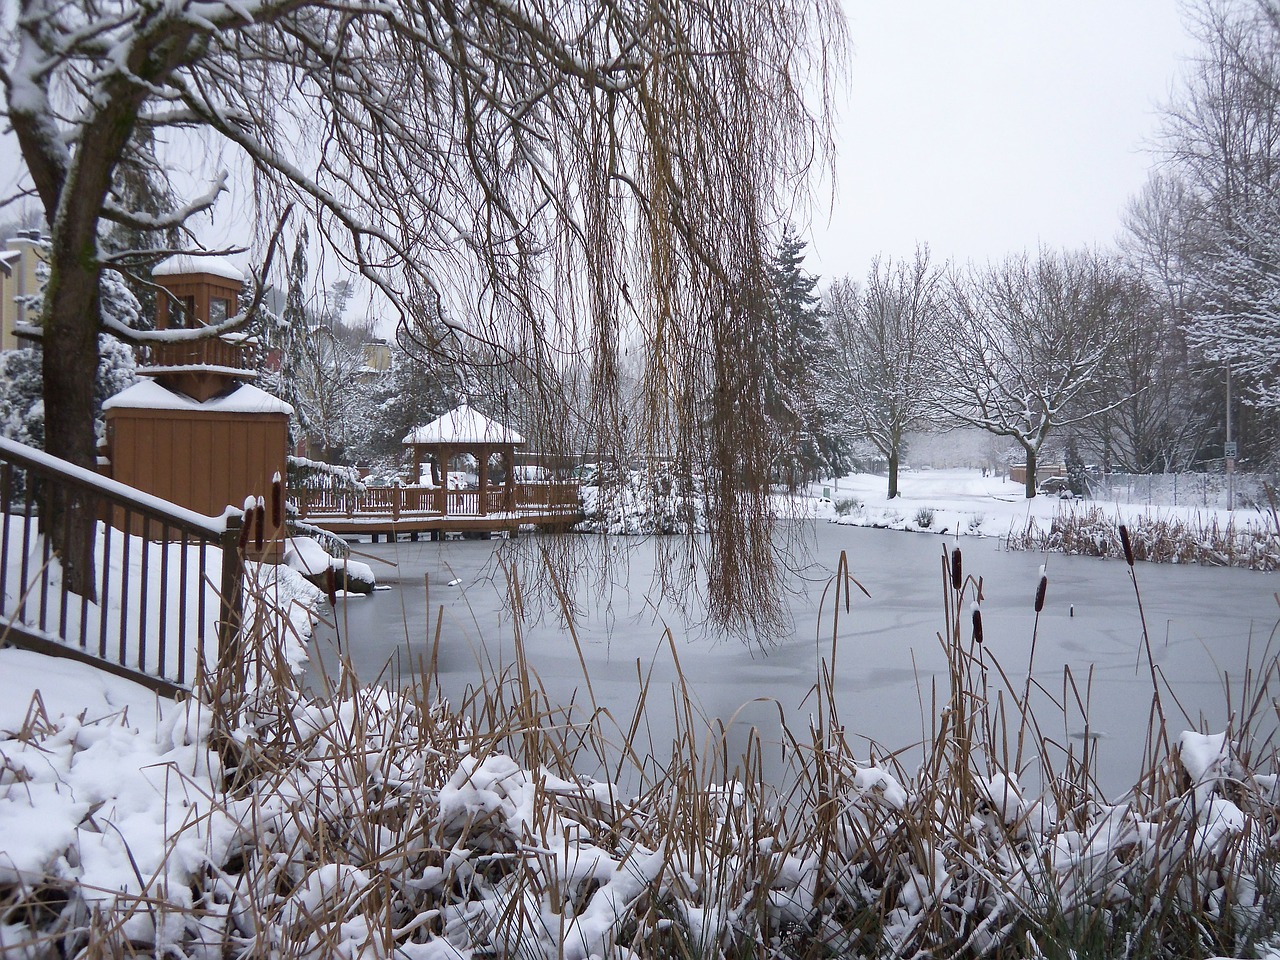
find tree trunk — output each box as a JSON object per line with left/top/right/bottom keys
{"left": 1024, "top": 447, "right": 1038, "bottom": 499}
{"left": 41, "top": 241, "right": 104, "bottom": 600}
{"left": 887, "top": 450, "right": 899, "bottom": 499}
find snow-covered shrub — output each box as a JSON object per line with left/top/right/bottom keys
{"left": 913, "top": 506, "right": 935, "bottom": 528}
{"left": 833, "top": 496, "right": 860, "bottom": 517}
{"left": 577, "top": 461, "right": 707, "bottom": 535}
{"left": 0, "top": 335, "right": 136, "bottom": 454}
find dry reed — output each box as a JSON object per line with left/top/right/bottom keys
{"left": 3, "top": 546, "right": 1280, "bottom": 959}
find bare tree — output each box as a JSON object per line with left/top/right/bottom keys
{"left": 823, "top": 247, "right": 942, "bottom": 498}
{"left": 1, "top": 0, "right": 844, "bottom": 623}
{"left": 935, "top": 250, "right": 1133, "bottom": 498}
{"left": 1077, "top": 271, "right": 1214, "bottom": 473}
{"left": 1155, "top": 0, "right": 1280, "bottom": 456}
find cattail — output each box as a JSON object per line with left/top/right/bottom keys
{"left": 950, "top": 547, "right": 962, "bottom": 591}
{"left": 1119, "top": 524, "right": 1134, "bottom": 566}
{"left": 971, "top": 604, "right": 984, "bottom": 644}
{"left": 253, "top": 496, "right": 266, "bottom": 551}
{"left": 326, "top": 567, "right": 337, "bottom": 607}
{"left": 1034, "top": 574, "right": 1048, "bottom": 613}
{"left": 238, "top": 495, "right": 254, "bottom": 551}
{"left": 271, "top": 472, "right": 283, "bottom": 528}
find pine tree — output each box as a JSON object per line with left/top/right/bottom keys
{"left": 765, "top": 226, "right": 847, "bottom": 484}
{"left": 0, "top": 253, "right": 138, "bottom": 450}
{"left": 99, "top": 129, "right": 182, "bottom": 330}
{"left": 352, "top": 345, "right": 459, "bottom": 472}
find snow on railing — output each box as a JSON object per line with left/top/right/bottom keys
{"left": 0, "top": 436, "right": 243, "bottom": 696}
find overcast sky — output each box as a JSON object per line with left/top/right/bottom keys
{"left": 0, "top": 1, "right": 1198, "bottom": 308}
{"left": 805, "top": 0, "right": 1196, "bottom": 283}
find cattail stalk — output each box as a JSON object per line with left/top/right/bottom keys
{"left": 253, "top": 496, "right": 266, "bottom": 551}
{"left": 271, "top": 472, "right": 283, "bottom": 529}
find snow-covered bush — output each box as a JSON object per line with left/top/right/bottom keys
{"left": 833, "top": 496, "right": 861, "bottom": 517}
{"left": 0, "top": 335, "right": 136, "bottom": 453}
{"left": 577, "top": 462, "right": 708, "bottom": 535}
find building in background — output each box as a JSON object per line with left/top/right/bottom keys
{"left": 0, "top": 230, "right": 47, "bottom": 352}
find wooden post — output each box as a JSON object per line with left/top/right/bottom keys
{"left": 479, "top": 444, "right": 489, "bottom": 516}
{"left": 505, "top": 445, "right": 516, "bottom": 512}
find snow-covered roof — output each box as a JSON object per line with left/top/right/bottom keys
{"left": 103, "top": 379, "right": 293, "bottom": 415}
{"left": 402, "top": 404, "right": 525, "bottom": 446}
{"left": 152, "top": 254, "right": 245, "bottom": 284}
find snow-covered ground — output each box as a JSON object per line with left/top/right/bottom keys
{"left": 813, "top": 468, "right": 1255, "bottom": 538}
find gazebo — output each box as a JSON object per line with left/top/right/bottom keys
{"left": 402, "top": 404, "right": 525, "bottom": 514}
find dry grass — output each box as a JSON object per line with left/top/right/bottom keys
{"left": 3, "top": 547, "right": 1280, "bottom": 959}
{"left": 1007, "top": 503, "right": 1280, "bottom": 570}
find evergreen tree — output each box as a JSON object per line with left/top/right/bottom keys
{"left": 0, "top": 252, "right": 138, "bottom": 450}
{"left": 765, "top": 226, "right": 848, "bottom": 484}
{"left": 352, "top": 344, "right": 459, "bottom": 473}
{"left": 99, "top": 129, "right": 182, "bottom": 330}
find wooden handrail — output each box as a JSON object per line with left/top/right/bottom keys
{"left": 0, "top": 436, "right": 242, "bottom": 695}
{"left": 291, "top": 481, "right": 581, "bottom": 519}
{"left": 135, "top": 337, "right": 253, "bottom": 371}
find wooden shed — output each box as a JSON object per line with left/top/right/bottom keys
{"left": 102, "top": 381, "right": 292, "bottom": 561}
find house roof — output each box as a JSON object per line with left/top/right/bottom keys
{"left": 153, "top": 254, "right": 245, "bottom": 283}
{"left": 402, "top": 404, "right": 525, "bottom": 446}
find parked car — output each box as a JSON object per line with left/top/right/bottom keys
{"left": 512, "top": 465, "right": 552, "bottom": 483}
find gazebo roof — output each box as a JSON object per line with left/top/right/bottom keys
{"left": 402, "top": 404, "right": 525, "bottom": 447}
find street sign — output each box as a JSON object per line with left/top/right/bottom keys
{"left": 1225, "top": 441, "right": 1238, "bottom": 459}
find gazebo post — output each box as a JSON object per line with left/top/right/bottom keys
{"left": 478, "top": 445, "right": 490, "bottom": 516}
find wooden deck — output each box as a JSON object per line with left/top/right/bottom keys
{"left": 291, "top": 482, "right": 582, "bottom": 537}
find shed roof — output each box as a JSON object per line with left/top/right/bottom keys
{"left": 103, "top": 379, "right": 293, "bottom": 415}
{"left": 153, "top": 254, "right": 245, "bottom": 283}
{"left": 402, "top": 404, "right": 525, "bottom": 446}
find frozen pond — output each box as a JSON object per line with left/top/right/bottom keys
{"left": 308, "top": 522, "right": 1280, "bottom": 795}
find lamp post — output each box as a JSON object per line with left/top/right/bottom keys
{"left": 1225, "top": 361, "right": 1235, "bottom": 511}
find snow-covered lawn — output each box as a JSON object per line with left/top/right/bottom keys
{"left": 817, "top": 468, "right": 1274, "bottom": 545}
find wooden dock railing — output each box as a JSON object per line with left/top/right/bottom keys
{"left": 0, "top": 436, "right": 242, "bottom": 697}
{"left": 292, "top": 481, "right": 580, "bottom": 521}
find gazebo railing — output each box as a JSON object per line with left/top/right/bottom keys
{"left": 291, "top": 481, "right": 579, "bottom": 521}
